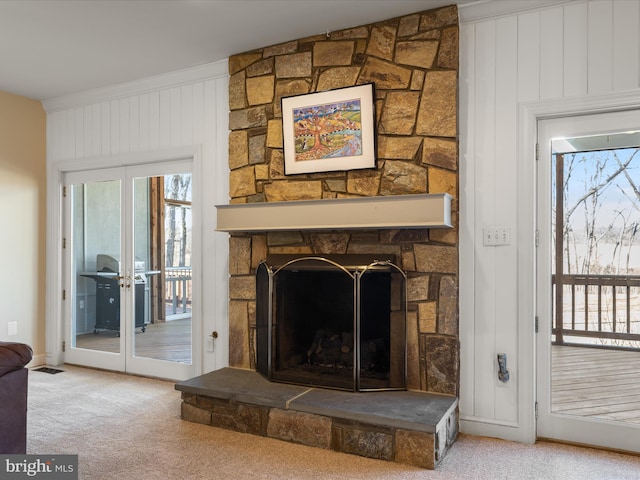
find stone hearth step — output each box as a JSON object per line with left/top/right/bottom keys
{"left": 175, "top": 367, "right": 458, "bottom": 469}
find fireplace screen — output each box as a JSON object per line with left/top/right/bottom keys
{"left": 256, "top": 255, "right": 406, "bottom": 391}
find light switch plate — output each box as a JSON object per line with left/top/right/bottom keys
{"left": 8, "top": 321, "right": 17, "bottom": 336}
{"left": 483, "top": 226, "right": 511, "bottom": 246}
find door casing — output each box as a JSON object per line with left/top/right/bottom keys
{"left": 47, "top": 147, "right": 203, "bottom": 381}
{"left": 536, "top": 109, "right": 640, "bottom": 452}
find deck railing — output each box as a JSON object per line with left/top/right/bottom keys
{"left": 552, "top": 274, "right": 640, "bottom": 348}
{"left": 165, "top": 266, "right": 192, "bottom": 316}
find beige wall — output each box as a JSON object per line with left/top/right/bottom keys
{"left": 0, "top": 91, "right": 46, "bottom": 359}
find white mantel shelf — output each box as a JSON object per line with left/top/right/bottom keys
{"left": 215, "top": 193, "right": 452, "bottom": 232}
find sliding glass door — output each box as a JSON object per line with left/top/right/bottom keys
{"left": 63, "top": 160, "right": 195, "bottom": 380}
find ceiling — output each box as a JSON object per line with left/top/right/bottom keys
{"left": 0, "top": 0, "right": 479, "bottom": 101}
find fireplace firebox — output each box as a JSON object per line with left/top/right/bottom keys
{"left": 256, "top": 254, "right": 407, "bottom": 391}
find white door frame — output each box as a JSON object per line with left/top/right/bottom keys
{"left": 45, "top": 147, "right": 203, "bottom": 380}
{"left": 510, "top": 90, "right": 640, "bottom": 445}
{"left": 536, "top": 109, "right": 640, "bottom": 451}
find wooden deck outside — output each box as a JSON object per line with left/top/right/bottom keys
{"left": 552, "top": 345, "right": 640, "bottom": 424}
{"left": 75, "top": 317, "right": 192, "bottom": 364}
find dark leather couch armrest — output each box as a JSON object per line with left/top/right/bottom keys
{"left": 0, "top": 342, "right": 33, "bottom": 376}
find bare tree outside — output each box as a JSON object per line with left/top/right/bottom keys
{"left": 556, "top": 148, "right": 639, "bottom": 275}
{"left": 163, "top": 173, "right": 193, "bottom": 319}
{"left": 164, "top": 174, "right": 192, "bottom": 268}
{"left": 553, "top": 142, "right": 640, "bottom": 348}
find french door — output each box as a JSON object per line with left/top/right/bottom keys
{"left": 537, "top": 111, "right": 640, "bottom": 452}
{"left": 63, "top": 160, "right": 196, "bottom": 380}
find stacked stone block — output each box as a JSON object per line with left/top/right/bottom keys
{"left": 181, "top": 390, "right": 459, "bottom": 469}
{"left": 226, "top": 6, "right": 459, "bottom": 397}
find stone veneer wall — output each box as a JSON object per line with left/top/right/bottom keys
{"left": 226, "top": 5, "right": 459, "bottom": 396}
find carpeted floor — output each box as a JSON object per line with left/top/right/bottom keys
{"left": 27, "top": 365, "right": 640, "bottom": 480}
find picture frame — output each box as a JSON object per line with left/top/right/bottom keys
{"left": 281, "top": 83, "right": 376, "bottom": 175}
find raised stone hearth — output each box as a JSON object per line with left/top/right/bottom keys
{"left": 176, "top": 368, "right": 458, "bottom": 469}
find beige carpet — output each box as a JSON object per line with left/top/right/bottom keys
{"left": 27, "top": 365, "right": 640, "bottom": 480}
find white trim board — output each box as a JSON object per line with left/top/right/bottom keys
{"left": 459, "top": 0, "right": 581, "bottom": 24}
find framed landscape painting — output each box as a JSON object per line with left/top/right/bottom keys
{"left": 281, "top": 83, "right": 376, "bottom": 175}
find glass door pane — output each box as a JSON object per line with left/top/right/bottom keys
{"left": 551, "top": 136, "right": 640, "bottom": 421}
{"left": 132, "top": 172, "right": 192, "bottom": 365}
{"left": 537, "top": 111, "right": 640, "bottom": 454}
{"left": 71, "top": 178, "right": 123, "bottom": 357}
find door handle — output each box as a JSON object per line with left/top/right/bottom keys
{"left": 116, "top": 275, "right": 132, "bottom": 289}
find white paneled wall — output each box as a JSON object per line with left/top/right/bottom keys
{"left": 44, "top": 61, "right": 229, "bottom": 374}
{"left": 459, "top": 0, "right": 640, "bottom": 442}
{"left": 46, "top": 77, "right": 223, "bottom": 160}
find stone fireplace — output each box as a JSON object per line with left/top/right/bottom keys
{"left": 176, "top": 4, "right": 460, "bottom": 470}
{"left": 226, "top": 4, "right": 459, "bottom": 399}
